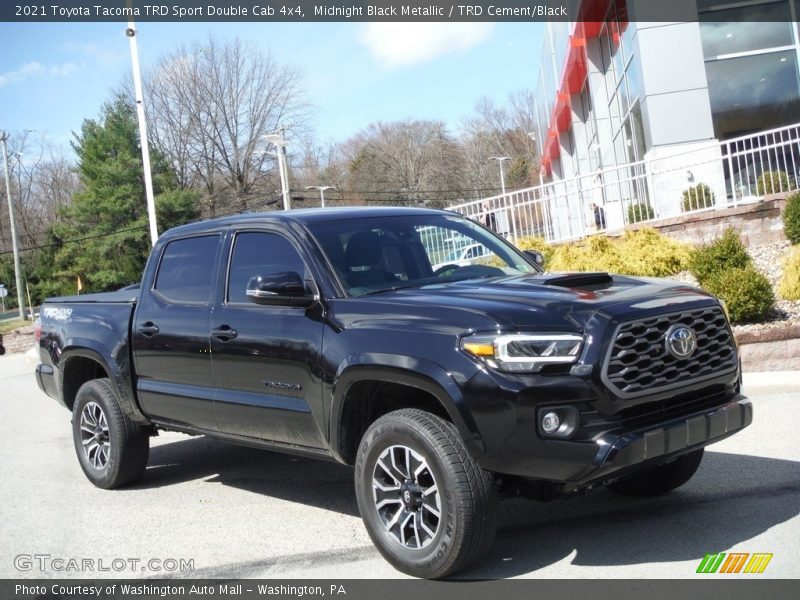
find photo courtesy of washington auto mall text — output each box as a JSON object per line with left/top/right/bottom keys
{"left": 0, "top": 0, "right": 799, "bottom": 598}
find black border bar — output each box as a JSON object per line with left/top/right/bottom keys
{"left": 3, "top": 0, "right": 800, "bottom": 23}
{"left": 3, "top": 579, "right": 799, "bottom": 600}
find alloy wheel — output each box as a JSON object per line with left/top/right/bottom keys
{"left": 372, "top": 444, "right": 441, "bottom": 549}
{"left": 79, "top": 401, "right": 110, "bottom": 469}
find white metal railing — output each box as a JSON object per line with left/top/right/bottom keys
{"left": 449, "top": 122, "right": 800, "bottom": 244}
{"left": 721, "top": 123, "right": 800, "bottom": 205}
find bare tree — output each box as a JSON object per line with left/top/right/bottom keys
{"left": 341, "top": 120, "right": 469, "bottom": 208}
{"left": 144, "top": 35, "right": 310, "bottom": 215}
{"left": 0, "top": 132, "right": 79, "bottom": 252}
{"left": 461, "top": 90, "right": 540, "bottom": 192}
{"left": 290, "top": 136, "right": 352, "bottom": 206}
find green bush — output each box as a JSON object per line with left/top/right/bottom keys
{"left": 778, "top": 246, "right": 800, "bottom": 301}
{"left": 547, "top": 228, "right": 693, "bottom": 277}
{"left": 756, "top": 170, "right": 794, "bottom": 196}
{"left": 681, "top": 182, "right": 715, "bottom": 212}
{"left": 783, "top": 192, "right": 800, "bottom": 245}
{"left": 627, "top": 201, "right": 655, "bottom": 224}
{"left": 616, "top": 228, "right": 694, "bottom": 277}
{"left": 704, "top": 266, "right": 775, "bottom": 324}
{"left": 689, "top": 228, "right": 751, "bottom": 286}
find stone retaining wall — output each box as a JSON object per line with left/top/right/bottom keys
{"left": 735, "top": 325, "right": 800, "bottom": 372}
{"left": 628, "top": 195, "right": 790, "bottom": 246}
{"left": 0, "top": 326, "right": 35, "bottom": 355}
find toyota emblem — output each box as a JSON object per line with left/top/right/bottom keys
{"left": 665, "top": 325, "right": 697, "bottom": 359}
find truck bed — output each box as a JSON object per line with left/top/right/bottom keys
{"left": 46, "top": 286, "right": 140, "bottom": 304}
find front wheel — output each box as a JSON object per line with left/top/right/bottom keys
{"left": 607, "top": 449, "right": 704, "bottom": 497}
{"left": 72, "top": 378, "right": 150, "bottom": 489}
{"left": 354, "top": 409, "right": 496, "bottom": 579}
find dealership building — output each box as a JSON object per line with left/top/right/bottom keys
{"left": 526, "top": 0, "right": 800, "bottom": 235}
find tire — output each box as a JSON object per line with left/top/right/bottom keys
{"left": 607, "top": 449, "right": 704, "bottom": 497}
{"left": 72, "top": 378, "right": 150, "bottom": 489}
{"left": 354, "top": 409, "right": 496, "bottom": 579}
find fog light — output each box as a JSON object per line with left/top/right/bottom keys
{"left": 537, "top": 406, "right": 579, "bottom": 439}
{"left": 541, "top": 411, "right": 560, "bottom": 434}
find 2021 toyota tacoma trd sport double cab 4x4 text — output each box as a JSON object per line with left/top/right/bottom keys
{"left": 36, "top": 207, "right": 752, "bottom": 578}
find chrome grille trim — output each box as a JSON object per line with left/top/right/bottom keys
{"left": 602, "top": 306, "right": 737, "bottom": 398}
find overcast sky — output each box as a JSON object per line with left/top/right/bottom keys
{"left": 0, "top": 21, "right": 544, "bottom": 154}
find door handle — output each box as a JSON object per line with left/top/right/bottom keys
{"left": 138, "top": 322, "right": 160, "bottom": 337}
{"left": 211, "top": 326, "right": 238, "bottom": 341}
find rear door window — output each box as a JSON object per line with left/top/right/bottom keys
{"left": 154, "top": 235, "right": 219, "bottom": 304}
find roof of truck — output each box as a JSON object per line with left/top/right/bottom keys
{"left": 161, "top": 206, "right": 459, "bottom": 237}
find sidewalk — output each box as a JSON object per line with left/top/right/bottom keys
{"left": 742, "top": 371, "right": 800, "bottom": 395}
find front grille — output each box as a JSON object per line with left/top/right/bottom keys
{"left": 603, "top": 306, "right": 736, "bottom": 397}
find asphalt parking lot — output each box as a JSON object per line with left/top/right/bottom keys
{"left": 1, "top": 352, "right": 798, "bottom": 580}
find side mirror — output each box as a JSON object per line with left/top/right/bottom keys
{"left": 246, "top": 272, "right": 316, "bottom": 307}
{"left": 524, "top": 250, "right": 545, "bottom": 266}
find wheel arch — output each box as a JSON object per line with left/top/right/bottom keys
{"left": 59, "top": 345, "right": 149, "bottom": 424}
{"left": 330, "top": 354, "right": 485, "bottom": 465}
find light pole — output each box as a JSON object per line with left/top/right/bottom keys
{"left": 488, "top": 156, "right": 511, "bottom": 195}
{"left": 125, "top": 11, "right": 159, "bottom": 246}
{"left": 305, "top": 185, "right": 334, "bottom": 208}
{"left": 527, "top": 132, "right": 545, "bottom": 188}
{"left": 1, "top": 131, "right": 26, "bottom": 320}
{"left": 264, "top": 131, "right": 291, "bottom": 210}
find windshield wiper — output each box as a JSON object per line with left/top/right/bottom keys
{"left": 358, "top": 283, "right": 427, "bottom": 296}
{"left": 441, "top": 272, "right": 503, "bottom": 284}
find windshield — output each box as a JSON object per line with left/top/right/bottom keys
{"left": 307, "top": 213, "right": 539, "bottom": 297}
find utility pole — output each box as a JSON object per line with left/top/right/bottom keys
{"left": 488, "top": 156, "right": 511, "bottom": 195}
{"left": 1, "top": 131, "right": 26, "bottom": 320}
{"left": 264, "top": 131, "right": 291, "bottom": 210}
{"left": 305, "top": 185, "right": 334, "bottom": 208}
{"left": 125, "top": 7, "right": 159, "bottom": 246}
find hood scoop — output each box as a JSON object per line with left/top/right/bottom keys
{"left": 540, "top": 272, "right": 613, "bottom": 289}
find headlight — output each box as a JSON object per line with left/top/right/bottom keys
{"left": 461, "top": 333, "right": 583, "bottom": 373}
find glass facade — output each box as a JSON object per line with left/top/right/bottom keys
{"left": 535, "top": 0, "right": 800, "bottom": 181}
{"left": 699, "top": 0, "right": 800, "bottom": 139}
{"left": 706, "top": 50, "right": 800, "bottom": 139}
{"left": 534, "top": 2, "right": 643, "bottom": 180}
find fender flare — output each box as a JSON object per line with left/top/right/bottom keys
{"left": 329, "top": 353, "right": 485, "bottom": 463}
{"left": 59, "top": 342, "right": 149, "bottom": 424}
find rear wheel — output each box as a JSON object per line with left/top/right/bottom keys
{"left": 607, "top": 449, "right": 704, "bottom": 497}
{"left": 354, "top": 409, "right": 496, "bottom": 579}
{"left": 72, "top": 378, "right": 149, "bottom": 489}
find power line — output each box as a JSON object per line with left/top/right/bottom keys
{"left": 0, "top": 188, "right": 494, "bottom": 257}
{"left": 0, "top": 223, "right": 150, "bottom": 256}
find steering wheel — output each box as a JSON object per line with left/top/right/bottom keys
{"left": 433, "top": 264, "right": 462, "bottom": 277}
{"left": 434, "top": 264, "right": 505, "bottom": 279}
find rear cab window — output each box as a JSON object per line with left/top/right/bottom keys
{"left": 154, "top": 235, "right": 220, "bottom": 304}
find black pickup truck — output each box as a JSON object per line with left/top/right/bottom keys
{"left": 36, "top": 207, "right": 751, "bottom": 578}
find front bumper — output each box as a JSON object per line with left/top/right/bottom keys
{"left": 475, "top": 387, "right": 752, "bottom": 489}
{"left": 565, "top": 395, "right": 751, "bottom": 491}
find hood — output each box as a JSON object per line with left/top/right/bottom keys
{"left": 337, "top": 272, "right": 718, "bottom": 333}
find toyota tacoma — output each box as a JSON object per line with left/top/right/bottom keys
{"left": 36, "top": 207, "right": 751, "bottom": 578}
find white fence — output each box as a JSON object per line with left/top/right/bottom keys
{"left": 450, "top": 123, "right": 800, "bottom": 244}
